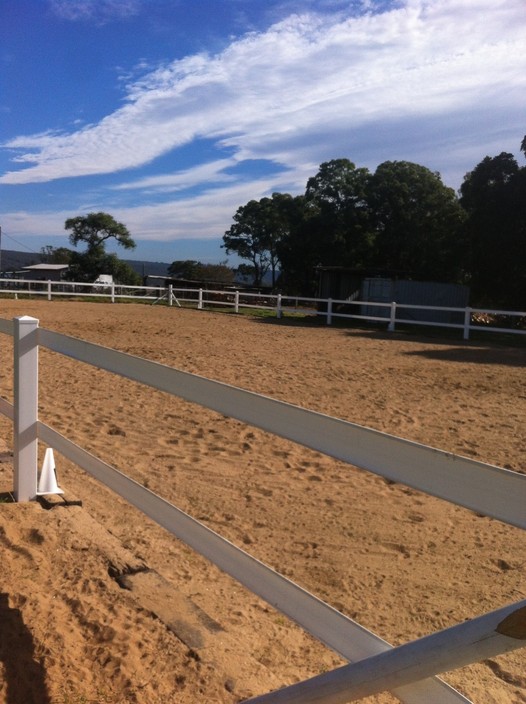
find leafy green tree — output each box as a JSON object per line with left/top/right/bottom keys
{"left": 460, "top": 151, "right": 526, "bottom": 307}
{"left": 222, "top": 193, "right": 292, "bottom": 286}
{"left": 236, "top": 263, "right": 257, "bottom": 282}
{"left": 278, "top": 160, "right": 373, "bottom": 294}
{"left": 223, "top": 200, "right": 268, "bottom": 287}
{"left": 64, "top": 212, "right": 140, "bottom": 285}
{"left": 106, "top": 254, "right": 143, "bottom": 286}
{"left": 168, "top": 259, "right": 235, "bottom": 283}
{"left": 65, "top": 212, "right": 136, "bottom": 251}
{"left": 168, "top": 260, "right": 202, "bottom": 279}
{"left": 304, "top": 159, "right": 373, "bottom": 268}
{"left": 367, "top": 161, "right": 466, "bottom": 281}
{"left": 66, "top": 251, "right": 141, "bottom": 285}
{"left": 197, "top": 261, "right": 235, "bottom": 283}
{"left": 40, "top": 245, "right": 73, "bottom": 264}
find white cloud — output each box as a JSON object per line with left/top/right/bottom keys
{"left": 49, "top": 0, "right": 141, "bottom": 22}
{"left": 112, "top": 158, "right": 239, "bottom": 193}
{"left": 3, "top": 0, "right": 525, "bottom": 189}
{"left": 1, "top": 168, "right": 310, "bottom": 247}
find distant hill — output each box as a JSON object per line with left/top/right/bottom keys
{"left": 0, "top": 250, "right": 273, "bottom": 286}
{"left": 0, "top": 249, "right": 41, "bottom": 273}
{"left": 123, "top": 259, "right": 171, "bottom": 277}
{"left": 0, "top": 249, "right": 172, "bottom": 278}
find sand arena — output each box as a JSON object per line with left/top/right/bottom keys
{"left": 0, "top": 299, "right": 525, "bottom": 703}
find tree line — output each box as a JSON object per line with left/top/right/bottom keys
{"left": 43, "top": 135, "right": 525, "bottom": 309}
{"left": 223, "top": 137, "right": 526, "bottom": 308}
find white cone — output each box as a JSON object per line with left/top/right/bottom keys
{"left": 37, "top": 448, "right": 64, "bottom": 495}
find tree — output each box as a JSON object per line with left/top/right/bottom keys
{"left": 304, "top": 159, "right": 373, "bottom": 268}
{"left": 223, "top": 199, "right": 274, "bottom": 287}
{"left": 278, "top": 160, "right": 373, "bottom": 294}
{"left": 197, "top": 261, "right": 235, "bottom": 283}
{"left": 64, "top": 212, "right": 140, "bottom": 285}
{"left": 367, "top": 161, "right": 466, "bottom": 282}
{"left": 65, "top": 212, "right": 136, "bottom": 251}
{"left": 168, "top": 260, "right": 202, "bottom": 280}
{"left": 40, "top": 245, "right": 73, "bottom": 264}
{"left": 460, "top": 152, "right": 526, "bottom": 307}
{"left": 168, "top": 259, "right": 235, "bottom": 283}
{"left": 223, "top": 200, "right": 269, "bottom": 287}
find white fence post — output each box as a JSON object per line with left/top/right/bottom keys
{"left": 277, "top": 294, "right": 282, "bottom": 319}
{"left": 13, "top": 316, "right": 39, "bottom": 502}
{"left": 327, "top": 298, "right": 332, "bottom": 325}
{"left": 235, "top": 290, "right": 240, "bottom": 313}
{"left": 198, "top": 288, "right": 203, "bottom": 310}
{"left": 463, "top": 307, "right": 471, "bottom": 340}
{"left": 111, "top": 282, "right": 115, "bottom": 304}
{"left": 47, "top": 280, "right": 52, "bottom": 301}
{"left": 168, "top": 284, "right": 173, "bottom": 307}
{"left": 388, "top": 302, "right": 397, "bottom": 332}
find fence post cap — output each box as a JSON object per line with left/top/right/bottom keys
{"left": 15, "top": 315, "right": 39, "bottom": 323}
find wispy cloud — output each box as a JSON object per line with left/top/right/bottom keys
{"left": 111, "top": 158, "right": 239, "bottom": 193}
{"left": 4, "top": 173, "right": 292, "bottom": 243}
{"left": 49, "top": 0, "right": 141, "bottom": 23}
{"left": 3, "top": 0, "right": 525, "bottom": 190}
{"left": 2, "top": 0, "right": 525, "bottom": 251}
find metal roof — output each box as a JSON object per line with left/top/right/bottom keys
{"left": 23, "top": 264, "right": 69, "bottom": 271}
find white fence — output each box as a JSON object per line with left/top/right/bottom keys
{"left": 1, "top": 315, "right": 526, "bottom": 703}
{"left": 1, "top": 276, "right": 525, "bottom": 340}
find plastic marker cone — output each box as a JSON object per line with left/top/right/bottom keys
{"left": 37, "top": 448, "right": 64, "bottom": 495}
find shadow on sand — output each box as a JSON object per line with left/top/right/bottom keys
{"left": 403, "top": 344, "right": 526, "bottom": 368}
{"left": 250, "top": 314, "right": 526, "bottom": 367}
{"left": 0, "top": 593, "right": 52, "bottom": 704}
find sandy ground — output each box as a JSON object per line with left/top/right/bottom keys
{"left": 0, "top": 298, "right": 525, "bottom": 704}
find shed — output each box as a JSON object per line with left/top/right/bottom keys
{"left": 361, "top": 277, "right": 469, "bottom": 325}
{"left": 22, "top": 264, "right": 69, "bottom": 281}
{"left": 316, "top": 267, "right": 469, "bottom": 325}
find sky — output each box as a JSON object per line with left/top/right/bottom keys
{"left": 1, "top": 0, "right": 525, "bottom": 266}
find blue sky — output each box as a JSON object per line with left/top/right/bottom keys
{"left": 1, "top": 0, "right": 525, "bottom": 265}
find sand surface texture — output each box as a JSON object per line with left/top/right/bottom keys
{"left": 0, "top": 299, "right": 525, "bottom": 703}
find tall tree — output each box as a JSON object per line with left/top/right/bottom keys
{"left": 223, "top": 194, "right": 295, "bottom": 287}
{"left": 367, "top": 161, "right": 466, "bottom": 281}
{"left": 460, "top": 152, "right": 526, "bottom": 307}
{"left": 304, "top": 159, "right": 373, "bottom": 268}
{"left": 277, "top": 160, "right": 373, "bottom": 294}
{"left": 64, "top": 212, "right": 140, "bottom": 284}
{"left": 65, "top": 212, "right": 136, "bottom": 252}
{"left": 223, "top": 200, "right": 271, "bottom": 287}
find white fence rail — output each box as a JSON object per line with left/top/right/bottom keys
{"left": 1, "top": 315, "right": 525, "bottom": 703}
{"left": 1, "top": 277, "right": 525, "bottom": 340}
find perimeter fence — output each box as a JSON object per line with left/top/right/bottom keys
{"left": 1, "top": 315, "right": 526, "bottom": 703}
{"left": 1, "top": 276, "right": 525, "bottom": 340}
